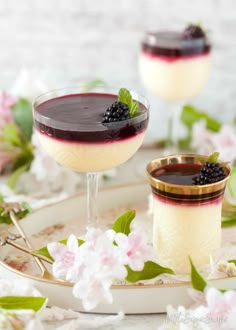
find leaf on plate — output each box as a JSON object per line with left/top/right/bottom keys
{"left": 0, "top": 296, "right": 46, "bottom": 311}
{"left": 228, "top": 259, "right": 236, "bottom": 265}
{"left": 126, "top": 261, "right": 174, "bottom": 283}
{"left": 112, "top": 210, "right": 136, "bottom": 235}
{"left": 189, "top": 257, "right": 207, "bottom": 292}
{"left": 34, "top": 238, "right": 84, "bottom": 262}
{"left": 12, "top": 98, "right": 33, "bottom": 141}
{"left": 0, "top": 201, "right": 31, "bottom": 225}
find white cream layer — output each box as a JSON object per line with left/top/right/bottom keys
{"left": 36, "top": 131, "right": 146, "bottom": 172}
{"left": 139, "top": 53, "right": 211, "bottom": 101}
{"left": 152, "top": 197, "right": 221, "bottom": 274}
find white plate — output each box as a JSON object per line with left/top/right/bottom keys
{"left": 0, "top": 181, "right": 235, "bottom": 314}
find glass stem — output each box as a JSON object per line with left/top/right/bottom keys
{"left": 167, "top": 102, "right": 185, "bottom": 147}
{"left": 86, "top": 172, "right": 99, "bottom": 229}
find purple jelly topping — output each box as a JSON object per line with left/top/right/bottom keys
{"left": 34, "top": 93, "right": 148, "bottom": 143}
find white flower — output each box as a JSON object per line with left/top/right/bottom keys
{"left": 73, "top": 274, "right": 113, "bottom": 311}
{"left": 191, "top": 121, "right": 214, "bottom": 156}
{"left": 0, "top": 310, "right": 44, "bottom": 330}
{"left": 210, "top": 125, "right": 236, "bottom": 163}
{"left": 0, "top": 279, "right": 41, "bottom": 297}
{"left": 205, "top": 287, "right": 236, "bottom": 321}
{"left": 217, "top": 260, "right": 236, "bottom": 277}
{"left": 191, "top": 122, "right": 236, "bottom": 163}
{"left": 47, "top": 234, "right": 82, "bottom": 282}
{"left": 114, "top": 224, "right": 154, "bottom": 271}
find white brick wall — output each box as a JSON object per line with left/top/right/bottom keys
{"left": 1, "top": 0, "right": 236, "bottom": 139}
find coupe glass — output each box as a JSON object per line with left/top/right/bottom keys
{"left": 32, "top": 87, "right": 149, "bottom": 229}
{"left": 139, "top": 29, "right": 211, "bottom": 147}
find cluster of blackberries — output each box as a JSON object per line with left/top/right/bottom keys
{"left": 102, "top": 101, "right": 130, "bottom": 124}
{"left": 192, "top": 161, "right": 225, "bottom": 185}
{"left": 183, "top": 24, "right": 205, "bottom": 39}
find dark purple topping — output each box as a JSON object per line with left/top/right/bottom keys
{"left": 152, "top": 163, "right": 202, "bottom": 186}
{"left": 102, "top": 101, "right": 130, "bottom": 124}
{"left": 141, "top": 31, "right": 210, "bottom": 58}
{"left": 34, "top": 93, "right": 148, "bottom": 143}
{"left": 183, "top": 24, "right": 206, "bottom": 40}
{"left": 192, "top": 162, "right": 226, "bottom": 185}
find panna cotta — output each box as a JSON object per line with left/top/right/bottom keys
{"left": 139, "top": 27, "right": 211, "bottom": 101}
{"left": 33, "top": 92, "right": 149, "bottom": 172}
{"left": 147, "top": 155, "right": 230, "bottom": 274}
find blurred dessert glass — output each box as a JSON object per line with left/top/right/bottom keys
{"left": 139, "top": 25, "right": 211, "bottom": 145}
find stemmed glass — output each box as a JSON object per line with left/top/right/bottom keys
{"left": 32, "top": 87, "right": 149, "bottom": 229}
{"left": 139, "top": 28, "right": 211, "bottom": 147}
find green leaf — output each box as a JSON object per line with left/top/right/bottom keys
{"left": 126, "top": 261, "right": 174, "bottom": 283}
{"left": 181, "top": 105, "right": 222, "bottom": 132}
{"left": 189, "top": 257, "right": 207, "bottom": 292}
{"left": 2, "top": 123, "right": 22, "bottom": 147}
{"left": 112, "top": 210, "right": 136, "bottom": 235}
{"left": 0, "top": 296, "right": 46, "bottom": 312}
{"left": 7, "top": 163, "right": 30, "bottom": 189}
{"left": 208, "top": 152, "right": 220, "bottom": 163}
{"left": 177, "top": 136, "right": 192, "bottom": 150}
{"left": 228, "top": 167, "right": 236, "bottom": 201}
{"left": 12, "top": 98, "right": 33, "bottom": 141}
{"left": 228, "top": 259, "right": 236, "bottom": 265}
{"left": 34, "top": 238, "right": 84, "bottom": 261}
{"left": 222, "top": 217, "right": 236, "bottom": 227}
{"left": 0, "top": 201, "right": 31, "bottom": 224}
{"left": 118, "top": 88, "right": 139, "bottom": 117}
{"left": 81, "top": 79, "right": 105, "bottom": 92}
{"left": 33, "top": 246, "right": 54, "bottom": 262}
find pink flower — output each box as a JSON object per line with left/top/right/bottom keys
{"left": 72, "top": 228, "right": 128, "bottom": 310}
{"left": 81, "top": 228, "right": 128, "bottom": 280}
{"left": 191, "top": 121, "right": 215, "bottom": 155}
{"left": 191, "top": 122, "right": 236, "bottom": 163}
{"left": 115, "top": 225, "right": 154, "bottom": 271}
{"left": 205, "top": 287, "right": 236, "bottom": 321}
{"left": 0, "top": 92, "right": 16, "bottom": 128}
{"left": 47, "top": 234, "right": 82, "bottom": 282}
{"left": 73, "top": 274, "right": 113, "bottom": 311}
{"left": 210, "top": 125, "right": 236, "bottom": 163}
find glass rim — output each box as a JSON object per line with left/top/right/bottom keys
{"left": 146, "top": 154, "right": 231, "bottom": 192}
{"left": 32, "top": 86, "right": 150, "bottom": 130}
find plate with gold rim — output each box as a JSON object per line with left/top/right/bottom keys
{"left": 0, "top": 181, "right": 236, "bottom": 314}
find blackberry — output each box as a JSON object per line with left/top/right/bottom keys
{"left": 192, "top": 161, "right": 225, "bottom": 185}
{"left": 102, "top": 101, "right": 130, "bottom": 124}
{"left": 183, "top": 24, "right": 205, "bottom": 39}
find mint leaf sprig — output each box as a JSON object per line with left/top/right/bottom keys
{"left": 118, "top": 88, "right": 139, "bottom": 117}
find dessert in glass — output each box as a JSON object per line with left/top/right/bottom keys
{"left": 32, "top": 87, "right": 149, "bottom": 228}
{"left": 139, "top": 24, "right": 211, "bottom": 144}
{"left": 147, "top": 154, "right": 230, "bottom": 274}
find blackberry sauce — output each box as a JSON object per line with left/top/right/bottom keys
{"left": 34, "top": 93, "right": 148, "bottom": 143}
{"left": 142, "top": 31, "right": 211, "bottom": 58}
{"left": 152, "top": 163, "right": 202, "bottom": 185}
